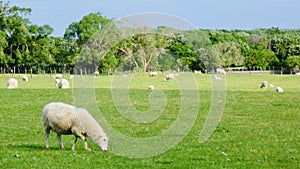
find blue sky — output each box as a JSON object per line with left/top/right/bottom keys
{"left": 6, "top": 0, "right": 300, "bottom": 37}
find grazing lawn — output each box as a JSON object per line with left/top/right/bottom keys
{"left": 0, "top": 73, "right": 299, "bottom": 168}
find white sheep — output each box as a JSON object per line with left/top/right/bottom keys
{"left": 295, "top": 72, "right": 300, "bottom": 76}
{"left": 216, "top": 68, "right": 226, "bottom": 75}
{"left": 54, "top": 74, "right": 63, "bottom": 79}
{"left": 42, "top": 102, "right": 108, "bottom": 151}
{"left": 194, "top": 70, "right": 202, "bottom": 74}
{"left": 276, "top": 87, "right": 284, "bottom": 92}
{"left": 57, "top": 79, "right": 69, "bottom": 89}
{"left": 22, "top": 75, "right": 28, "bottom": 82}
{"left": 260, "top": 81, "right": 268, "bottom": 89}
{"left": 7, "top": 78, "right": 18, "bottom": 89}
{"left": 149, "top": 71, "right": 158, "bottom": 76}
{"left": 93, "top": 71, "right": 99, "bottom": 76}
{"left": 164, "top": 73, "right": 174, "bottom": 81}
{"left": 148, "top": 85, "right": 154, "bottom": 90}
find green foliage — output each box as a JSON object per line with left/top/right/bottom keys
{"left": 285, "top": 55, "right": 300, "bottom": 72}
{"left": 1, "top": 2, "right": 300, "bottom": 74}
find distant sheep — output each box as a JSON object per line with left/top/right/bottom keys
{"left": 295, "top": 72, "right": 300, "bottom": 76}
{"left": 54, "top": 74, "right": 63, "bottom": 79}
{"left": 148, "top": 85, "right": 154, "bottom": 90}
{"left": 164, "top": 73, "right": 174, "bottom": 81}
{"left": 260, "top": 81, "right": 268, "bottom": 89}
{"left": 276, "top": 87, "right": 284, "bottom": 92}
{"left": 7, "top": 78, "right": 18, "bottom": 89}
{"left": 216, "top": 68, "right": 226, "bottom": 75}
{"left": 22, "top": 75, "right": 28, "bottom": 82}
{"left": 57, "top": 79, "right": 69, "bottom": 89}
{"left": 149, "top": 71, "right": 158, "bottom": 76}
{"left": 93, "top": 71, "right": 99, "bottom": 76}
{"left": 42, "top": 102, "right": 108, "bottom": 151}
{"left": 269, "top": 84, "right": 274, "bottom": 88}
{"left": 194, "top": 70, "right": 202, "bottom": 74}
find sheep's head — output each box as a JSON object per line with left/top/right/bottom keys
{"left": 98, "top": 135, "right": 108, "bottom": 151}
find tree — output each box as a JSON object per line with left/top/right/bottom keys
{"left": 285, "top": 56, "right": 300, "bottom": 72}
{"left": 64, "top": 12, "right": 111, "bottom": 45}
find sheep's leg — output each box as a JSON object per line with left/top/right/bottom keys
{"left": 56, "top": 133, "right": 64, "bottom": 150}
{"left": 44, "top": 127, "right": 50, "bottom": 149}
{"left": 72, "top": 136, "right": 78, "bottom": 151}
{"left": 79, "top": 135, "right": 90, "bottom": 151}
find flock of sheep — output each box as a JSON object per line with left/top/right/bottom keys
{"left": 260, "top": 80, "right": 284, "bottom": 92}
{"left": 4, "top": 69, "right": 292, "bottom": 152}
{"left": 6, "top": 74, "right": 71, "bottom": 89}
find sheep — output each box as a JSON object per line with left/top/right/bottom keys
{"left": 269, "top": 84, "right": 274, "bottom": 88}
{"left": 54, "top": 74, "right": 63, "bottom": 79}
{"left": 216, "top": 68, "right": 226, "bottom": 75}
{"left": 42, "top": 102, "right": 108, "bottom": 151}
{"left": 164, "top": 73, "right": 174, "bottom": 81}
{"left": 22, "top": 75, "right": 28, "bottom": 82}
{"left": 295, "top": 72, "right": 300, "bottom": 76}
{"left": 7, "top": 78, "right": 18, "bottom": 89}
{"left": 93, "top": 71, "right": 99, "bottom": 76}
{"left": 276, "top": 87, "right": 284, "bottom": 92}
{"left": 194, "top": 70, "right": 202, "bottom": 74}
{"left": 149, "top": 71, "right": 158, "bottom": 77}
{"left": 260, "top": 81, "right": 268, "bottom": 89}
{"left": 57, "top": 79, "right": 69, "bottom": 89}
{"left": 148, "top": 85, "right": 154, "bottom": 90}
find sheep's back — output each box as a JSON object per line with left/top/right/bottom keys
{"left": 42, "top": 102, "right": 77, "bottom": 134}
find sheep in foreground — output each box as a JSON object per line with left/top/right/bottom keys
{"left": 276, "top": 87, "right": 284, "bottom": 92}
{"left": 260, "top": 81, "right": 268, "bottom": 89}
{"left": 22, "top": 75, "right": 28, "bottom": 82}
{"left": 42, "top": 102, "right": 108, "bottom": 151}
{"left": 57, "top": 79, "right": 69, "bottom": 89}
{"left": 7, "top": 78, "right": 18, "bottom": 89}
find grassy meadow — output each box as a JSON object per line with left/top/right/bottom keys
{"left": 0, "top": 73, "right": 299, "bottom": 168}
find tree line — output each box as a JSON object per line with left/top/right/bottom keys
{"left": 1, "top": 1, "right": 300, "bottom": 74}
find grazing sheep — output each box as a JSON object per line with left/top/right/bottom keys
{"left": 7, "top": 78, "right": 18, "bottom": 89}
{"left": 22, "top": 75, "right": 28, "bottom": 82}
{"left": 269, "top": 84, "right": 274, "bottom": 88}
{"left": 194, "top": 70, "right": 202, "bottom": 74}
{"left": 148, "top": 85, "right": 154, "bottom": 90}
{"left": 295, "top": 72, "right": 300, "bottom": 76}
{"left": 54, "top": 74, "right": 63, "bottom": 79}
{"left": 149, "top": 71, "right": 158, "bottom": 76}
{"left": 260, "top": 81, "right": 268, "bottom": 89}
{"left": 276, "top": 87, "right": 284, "bottom": 92}
{"left": 216, "top": 68, "right": 226, "bottom": 75}
{"left": 164, "top": 73, "right": 174, "bottom": 81}
{"left": 42, "top": 102, "right": 108, "bottom": 151}
{"left": 93, "top": 71, "right": 100, "bottom": 76}
{"left": 57, "top": 79, "right": 69, "bottom": 89}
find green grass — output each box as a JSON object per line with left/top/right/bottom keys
{"left": 0, "top": 73, "right": 299, "bottom": 168}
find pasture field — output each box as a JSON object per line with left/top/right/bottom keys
{"left": 0, "top": 73, "right": 299, "bottom": 168}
